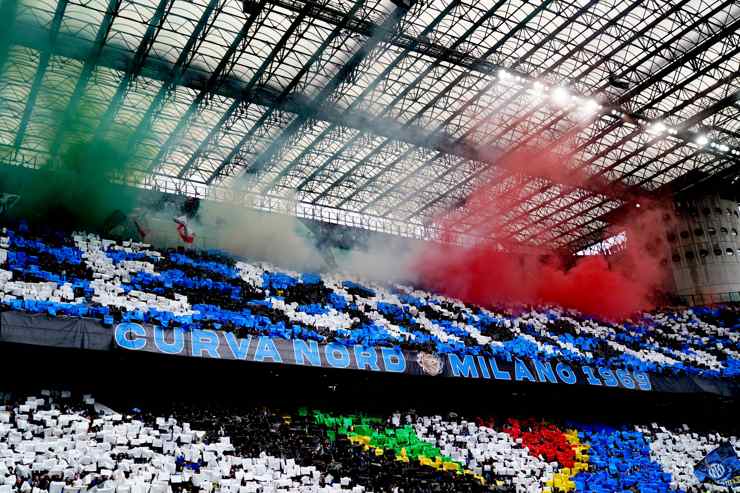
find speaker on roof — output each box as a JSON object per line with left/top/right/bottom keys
{"left": 390, "top": 0, "right": 415, "bottom": 9}
{"left": 242, "top": 0, "right": 257, "bottom": 13}
{"left": 608, "top": 73, "right": 630, "bottom": 90}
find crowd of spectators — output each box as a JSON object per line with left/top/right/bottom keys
{"left": 0, "top": 221, "right": 738, "bottom": 379}
{"left": 0, "top": 391, "right": 736, "bottom": 493}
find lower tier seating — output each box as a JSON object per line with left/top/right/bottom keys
{"left": 0, "top": 392, "right": 736, "bottom": 492}
{"left": 0, "top": 221, "right": 738, "bottom": 379}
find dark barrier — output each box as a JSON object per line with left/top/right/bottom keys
{"left": 0, "top": 311, "right": 112, "bottom": 350}
{"left": 1, "top": 312, "right": 737, "bottom": 396}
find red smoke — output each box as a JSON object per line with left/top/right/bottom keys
{"left": 413, "top": 146, "right": 672, "bottom": 319}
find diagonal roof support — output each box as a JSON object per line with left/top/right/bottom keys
{"left": 302, "top": 0, "right": 555, "bottom": 204}
{"left": 146, "top": 0, "right": 269, "bottom": 176}
{"left": 9, "top": 19, "right": 494, "bottom": 166}
{"left": 563, "top": 155, "right": 733, "bottom": 254}
{"left": 489, "top": 44, "right": 740, "bottom": 240}
{"left": 176, "top": 1, "right": 316, "bottom": 183}
{"left": 123, "top": 0, "right": 225, "bottom": 157}
{"left": 467, "top": 52, "right": 740, "bottom": 240}
{"left": 525, "top": 91, "right": 740, "bottom": 248}
{"left": 196, "top": 0, "right": 388, "bottom": 184}
{"left": 93, "top": 0, "right": 174, "bottom": 140}
{"left": 256, "top": 0, "right": 468, "bottom": 195}
{"left": 403, "top": 4, "right": 740, "bottom": 223}
{"left": 13, "top": 0, "right": 68, "bottom": 151}
{"left": 367, "top": 0, "right": 662, "bottom": 217}
{"left": 351, "top": 0, "right": 604, "bottom": 214}
{"left": 222, "top": 0, "right": 416, "bottom": 183}
{"left": 401, "top": 0, "right": 731, "bottom": 222}
{"left": 48, "top": 0, "right": 123, "bottom": 158}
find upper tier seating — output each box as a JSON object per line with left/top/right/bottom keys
{"left": 0, "top": 392, "right": 737, "bottom": 492}
{"left": 0, "top": 222, "right": 738, "bottom": 379}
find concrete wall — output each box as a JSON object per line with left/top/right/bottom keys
{"left": 669, "top": 195, "right": 740, "bottom": 302}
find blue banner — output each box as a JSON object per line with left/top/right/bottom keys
{"left": 114, "top": 323, "right": 653, "bottom": 391}
{"left": 694, "top": 443, "right": 740, "bottom": 487}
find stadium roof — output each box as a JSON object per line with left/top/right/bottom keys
{"left": 0, "top": 0, "right": 739, "bottom": 252}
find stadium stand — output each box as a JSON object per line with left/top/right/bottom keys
{"left": 2, "top": 0, "right": 739, "bottom": 491}
{"left": 0, "top": 392, "right": 736, "bottom": 493}
{"left": 0, "top": 221, "right": 738, "bottom": 380}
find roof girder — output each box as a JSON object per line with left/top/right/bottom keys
{"left": 207, "top": 0, "right": 412, "bottom": 185}
{"left": 400, "top": 0, "right": 740, "bottom": 223}
{"left": 12, "top": 0, "right": 68, "bottom": 151}
{"left": 269, "top": 0, "right": 503, "bottom": 197}
{"left": 123, "top": 0, "right": 226, "bottom": 160}
{"left": 47, "top": 0, "right": 123, "bottom": 159}
{"left": 92, "top": 0, "right": 174, "bottom": 140}
{"left": 469, "top": 50, "right": 740, "bottom": 241}
{"left": 306, "top": 0, "right": 557, "bottom": 206}
{"left": 345, "top": 0, "right": 603, "bottom": 213}
{"left": 145, "top": 0, "right": 270, "bottom": 178}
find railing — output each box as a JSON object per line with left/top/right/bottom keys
{"left": 677, "top": 291, "right": 740, "bottom": 305}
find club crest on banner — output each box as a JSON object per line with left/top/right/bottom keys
{"left": 416, "top": 352, "right": 444, "bottom": 376}
{"left": 708, "top": 463, "right": 727, "bottom": 480}
{"left": 694, "top": 442, "right": 740, "bottom": 487}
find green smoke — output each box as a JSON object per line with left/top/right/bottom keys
{"left": 10, "top": 90, "right": 149, "bottom": 231}
{"left": 29, "top": 137, "right": 140, "bottom": 229}
{"left": 0, "top": 63, "right": 159, "bottom": 232}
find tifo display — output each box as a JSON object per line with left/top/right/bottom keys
{"left": 0, "top": 222, "right": 738, "bottom": 383}
{"left": 0, "top": 392, "right": 737, "bottom": 493}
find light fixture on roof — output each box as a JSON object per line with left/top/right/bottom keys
{"left": 551, "top": 86, "right": 570, "bottom": 106}
{"left": 497, "top": 69, "right": 511, "bottom": 81}
{"left": 581, "top": 98, "right": 601, "bottom": 114}
{"left": 694, "top": 134, "right": 708, "bottom": 146}
{"left": 646, "top": 121, "right": 667, "bottom": 135}
{"left": 530, "top": 81, "right": 545, "bottom": 98}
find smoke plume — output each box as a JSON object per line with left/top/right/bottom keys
{"left": 411, "top": 146, "right": 673, "bottom": 319}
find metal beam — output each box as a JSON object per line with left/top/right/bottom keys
{"left": 8, "top": 20, "right": 496, "bottom": 162}
{"left": 473, "top": 57, "right": 740, "bottom": 241}
{"left": 176, "top": 2, "right": 314, "bottom": 183}
{"left": 224, "top": 0, "right": 414, "bottom": 183}
{"left": 368, "top": 0, "right": 652, "bottom": 214}
{"left": 307, "top": 0, "right": 555, "bottom": 205}
{"left": 200, "top": 0, "right": 386, "bottom": 183}
{"left": 564, "top": 155, "right": 734, "bottom": 253}
{"left": 0, "top": 141, "right": 442, "bottom": 242}
{"left": 492, "top": 40, "right": 740, "bottom": 241}
{"left": 354, "top": 0, "right": 604, "bottom": 214}
{"left": 242, "top": 0, "right": 528, "bottom": 89}
{"left": 48, "top": 0, "right": 122, "bottom": 158}
{"left": 13, "top": 0, "right": 68, "bottom": 151}
{"left": 124, "top": 0, "right": 225, "bottom": 157}
{"left": 93, "top": 0, "right": 173, "bottom": 139}
{"left": 386, "top": 0, "right": 697, "bottom": 220}
{"left": 146, "top": 0, "right": 269, "bottom": 177}
{"left": 404, "top": 3, "right": 740, "bottom": 223}
{"left": 257, "top": 0, "right": 468, "bottom": 195}
{"left": 528, "top": 91, "right": 740, "bottom": 249}
{"left": 501, "top": 86, "right": 740, "bottom": 246}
